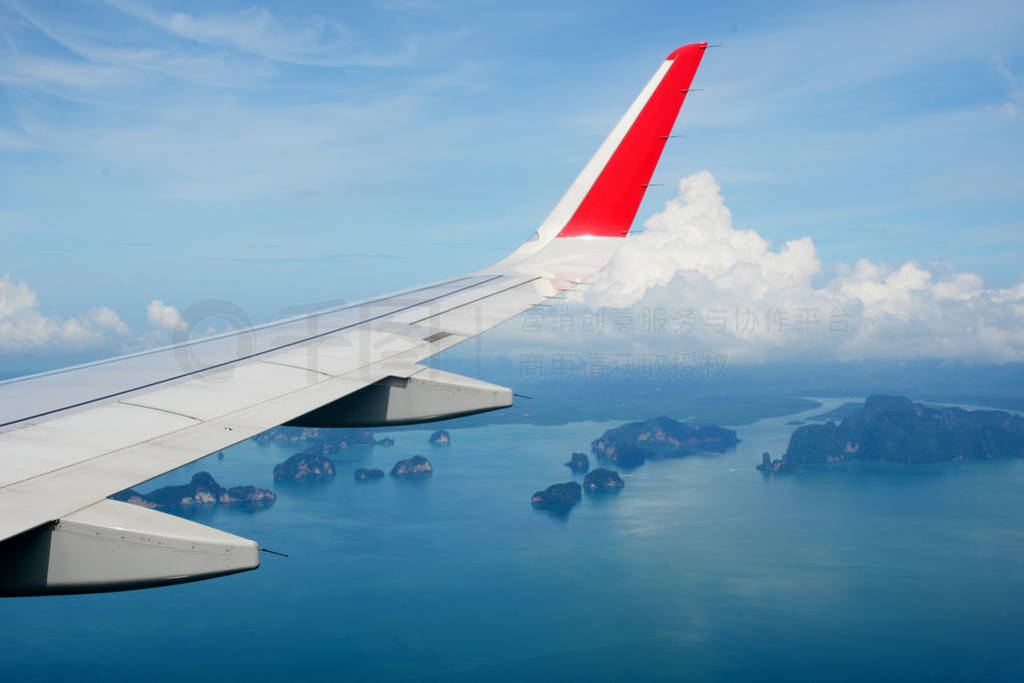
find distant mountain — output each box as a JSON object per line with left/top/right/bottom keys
{"left": 805, "top": 402, "right": 863, "bottom": 422}
{"left": 591, "top": 416, "right": 739, "bottom": 468}
{"left": 782, "top": 395, "right": 1024, "bottom": 466}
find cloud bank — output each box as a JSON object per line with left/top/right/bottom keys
{"left": 0, "top": 275, "right": 180, "bottom": 356}
{"left": 574, "top": 171, "right": 1024, "bottom": 363}
{"left": 1, "top": 172, "right": 1020, "bottom": 365}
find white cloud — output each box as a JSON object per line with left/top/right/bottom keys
{"left": 0, "top": 56, "right": 136, "bottom": 89}
{"left": 3, "top": 169, "right": 1021, "bottom": 366}
{"left": 992, "top": 53, "right": 1023, "bottom": 117}
{"left": 0, "top": 275, "right": 132, "bottom": 353}
{"left": 146, "top": 299, "right": 187, "bottom": 331}
{"left": 0, "top": 276, "right": 188, "bottom": 355}
{"left": 526, "top": 171, "right": 1024, "bottom": 363}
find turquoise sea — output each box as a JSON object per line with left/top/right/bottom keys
{"left": 2, "top": 399, "right": 1024, "bottom": 681}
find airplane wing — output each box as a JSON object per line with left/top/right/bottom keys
{"left": 0, "top": 43, "right": 708, "bottom": 595}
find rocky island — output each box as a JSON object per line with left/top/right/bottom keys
{"left": 757, "top": 452, "right": 791, "bottom": 473}
{"left": 274, "top": 451, "right": 336, "bottom": 480}
{"left": 531, "top": 482, "right": 582, "bottom": 511}
{"left": 592, "top": 416, "right": 739, "bottom": 468}
{"left": 429, "top": 430, "right": 451, "bottom": 446}
{"left": 354, "top": 468, "right": 385, "bottom": 481}
{"left": 390, "top": 455, "right": 433, "bottom": 477}
{"left": 583, "top": 468, "right": 624, "bottom": 493}
{"left": 112, "top": 472, "right": 275, "bottom": 509}
{"left": 777, "top": 395, "right": 1024, "bottom": 469}
{"left": 565, "top": 452, "right": 590, "bottom": 473}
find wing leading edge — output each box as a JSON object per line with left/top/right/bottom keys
{"left": 0, "top": 44, "right": 708, "bottom": 594}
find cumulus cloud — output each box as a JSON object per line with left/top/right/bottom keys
{"left": 555, "top": 171, "right": 1023, "bottom": 363}
{"left": 0, "top": 275, "right": 132, "bottom": 353}
{"left": 3, "top": 173, "right": 1021, "bottom": 366}
{"left": 0, "top": 276, "right": 187, "bottom": 355}
{"left": 146, "top": 299, "right": 188, "bottom": 332}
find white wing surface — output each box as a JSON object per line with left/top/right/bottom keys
{"left": 0, "top": 44, "right": 708, "bottom": 595}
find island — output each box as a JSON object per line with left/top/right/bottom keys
{"left": 253, "top": 426, "right": 380, "bottom": 454}
{"left": 429, "top": 430, "right": 451, "bottom": 446}
{"left": 273, "top": 451, "right": 336, "bottom": 480}
{"left": 531, "top": 482, "right": 582, "bottom": 510}
{"left": 390, "top": 455, "right": 433, "bottom": 477}
{"left": 591, "top": 416, "right": 739, "bottom": 468}
{"left": 757, "top": 452, "right": 791, "bottom": 473}
{"left": 378, "top": 437, "right": 395, "bottom": 447}
{"left": 777, "top": 395, "right": 1024, "bottom": 468}
{"left": 111, "top": 472, "right": 275, "bottom": 509}
{"left": 354, "top": 468, "right": 385, "bottom": 481}
{"left": 565, "top": 452, "right": 590, "bottom": 473}
{"left": 583, "top": 468, "right": 624, "bottom": 493}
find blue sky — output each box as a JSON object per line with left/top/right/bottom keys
{"left": 0, "top": 0, "right": 1022, "bottom": 365}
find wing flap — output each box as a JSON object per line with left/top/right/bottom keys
{"left": 0, "top": 370, "right": 383, "bottom": 542}
{"left": 0, "top": 499, "right": 259, "bottom": 596}
{"left": 0, "top": 403, "right": 200, "bottom": 488}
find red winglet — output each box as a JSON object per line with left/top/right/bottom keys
{"left": 556, "top": 42, "right": 707, "bottom": 238}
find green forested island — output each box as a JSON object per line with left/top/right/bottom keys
{"left": 777, "top": 395, "right": 1024, "bottom": 468}
{"left": 112, "top": 472, "right": 275, "bottom": 509}
{"left": 592, "top": 416, "right": 739, "bottom": 468}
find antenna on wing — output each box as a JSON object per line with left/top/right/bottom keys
{"left": 260, "top": 547, "right": 289, "bottom": 558}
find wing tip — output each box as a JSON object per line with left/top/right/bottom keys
{"left": 667, "top": 42, "right": 709, "bottom": 60}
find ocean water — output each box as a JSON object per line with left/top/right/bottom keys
{"left": 2, "top": 399, "right": 1024, "bottom": 682}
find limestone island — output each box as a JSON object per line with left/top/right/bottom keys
{"left": 772, "top": 395, "right": 1024, "bottom": 471}
{"left": 592, "top": 416, "right": 739, "bottom": 468}
{"left": 354, "top": 468, "right": 385, "bottom": 481}
{"left": 378, "top": 437, "right": 395, "bottom": 447}
{"left": 583, "top": 468, "right": 625, "bottom": 493}
{"left": 429, "top": 430, "right": 451, "bottom": 446}
{"left": 531, "top": 482, "right": 582, "bottom": 510}
{"left": 565, "top": 452, "right": 590, "bottom": 473}
{"left": 274, "top": 451, "right": 336, "bottom": 480}
{"left": 757, "top": 452, "right": 791, "bottom": 473}
{"left": 391, "top": 455, "right": 433, "bottom": 477}
{"left": 112, "top": 472, "right": 275, "bottom": 509}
